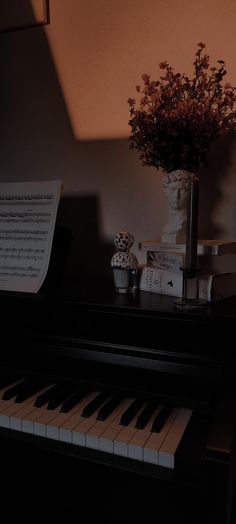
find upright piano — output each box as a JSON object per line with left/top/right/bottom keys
{"left": 0, "top": 279, "right": 235, "bottom": 523}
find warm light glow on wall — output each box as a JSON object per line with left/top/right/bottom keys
{"left": 46, "top": 0, "right": 236, "bottom": 140}
{"left": 30, "top": 0, "right": 48, "bottom": 23}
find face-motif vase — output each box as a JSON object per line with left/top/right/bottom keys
{"left": 161, "top": 169, "right": 192, "bottom": 243}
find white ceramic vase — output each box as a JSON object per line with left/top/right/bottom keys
{"left": 161, "top": 169, "right": 192, "bottom": 244}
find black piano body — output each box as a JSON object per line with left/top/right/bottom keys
{"left": 0, "top": 281, "right": 236, "bottom": 523}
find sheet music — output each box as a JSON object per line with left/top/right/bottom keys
{"left": 0, "top": 179, "right": 62, "bottom": 292}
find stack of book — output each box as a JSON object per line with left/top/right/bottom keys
{"left": 138, "top": 239, "right": 236, "bottom": 302}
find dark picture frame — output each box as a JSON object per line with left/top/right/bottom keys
{"left": 0, "top": 0, "right": 50, "bottom": 33}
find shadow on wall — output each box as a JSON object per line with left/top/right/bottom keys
{"left": 56, "top": 195, "right": 114, "bottom": 284}
{"left": 198, "top": 130, "right": 236, "bottom": 239}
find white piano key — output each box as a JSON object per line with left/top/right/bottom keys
{"left": 127, "top": 405, "right": 163, "bottom": 461}
{"left": 46, "top": 392, "right": 98, "bottom": 440}
{"left": 10, "top": 403, "right": 38, "bottom": 431}
{"left": 9, "top": 385, "right": 55, "bottom": 431}
{"left": 0, "top": 401, "right": 24, "bottom": 428}
{"left": 0, "top": 388, "right": 16, "bottom": 420}
{"left": 99, "top": 398, "right": 136, "bottom": 454}
{"left": 22, "top": 406, "right": 48, "bottom": 434}
{"left": 85, "top": 399, "right": 132, "bottom": 450}
{"left": 72, "top": 395, "right": 113, "bottom": 447}
{"left": 46, "top": 406, "right": 81, "bottom": 441}
{"left": 59, "top": 392, "right": 99, "bottom": 443}
{"left": 158, "top": 408, "right": 193, "bottom": 469}
{"left": 34, "top": 407, "right": 63, "bottom": 437}
{"left": 113, "top": 402, "right": 149, "bottom": 457}
{"left": 143, "top": 408, "right": 180, "bottom": 465}
{"left": 0, "top": 399, "right": 15, "bottom": 412}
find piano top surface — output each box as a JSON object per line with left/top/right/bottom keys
{"left": 0, "top": 277, "right": 235, "bottom": 367}
{"left": 1, "top": 275, "right": 236, "bottom": 315}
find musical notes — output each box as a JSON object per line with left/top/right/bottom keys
{"left": 0, "top": 180, "right": 62, "bottom": 292}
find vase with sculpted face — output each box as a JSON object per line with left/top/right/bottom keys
{"left": 161, "top": 169, "right": 190, "bottom": 243}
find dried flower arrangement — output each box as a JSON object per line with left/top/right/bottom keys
{"left": 127, "top": 43, "right": 236, "bottom": 173}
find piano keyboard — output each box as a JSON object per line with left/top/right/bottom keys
{"left": 0, "top": 374, "right": 193, "bottom": 470}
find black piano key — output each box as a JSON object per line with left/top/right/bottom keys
{"left": 15, "top": 377, "right": 52, "bottom": 403}
{"left": 47, "top": 382, "right": 78, "bottom": 410}
{"left": 2, "top": 376, "right": 31, "bottom": 400}
{"left": 81, "top": 392, "right": 110, "bottom": 418}
{"left": 151, "top": 404, "right": 173, "bottom": 433}
{"left": 60, "top": 388, "right": 89, "bottom": 413}
{"left": 119, "top": 398, "right": 144, "bottom": 426}
{"left": 34, "top": 383, "right": 60, "bottom": 407}
{"left": 35, "top": 382, "right": 76, "bottom": 410}
{"left": 135, "top": 401, "right": 158, "bottom": 429}
{"left": 96, "top": 395, "right": 123, "bottom": 421}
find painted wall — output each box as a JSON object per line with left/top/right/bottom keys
{"left": 1, "top": 0, "right": 236, "bottom": 281}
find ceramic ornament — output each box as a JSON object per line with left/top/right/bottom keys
{"left": 111, "top": 231, "right": 138, "bottom": 269}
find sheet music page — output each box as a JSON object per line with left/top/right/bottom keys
{"left": 0, "top": 179, "right": 62, "bottom": 292}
